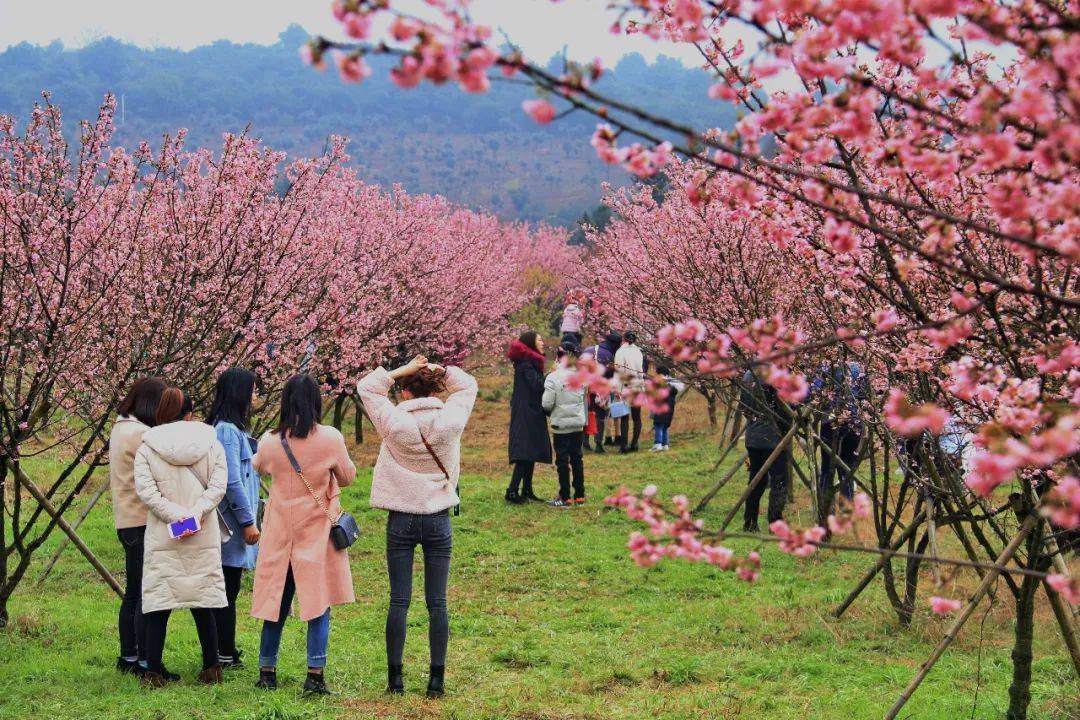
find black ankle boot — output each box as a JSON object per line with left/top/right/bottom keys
{"left": 505, "top": 489, "right": 526, "bottom": 505}
{"left": 426, "top": 665, "right": 445, "bottom": 699}
{"left": 115, "top": 657, "right": 143, "bottom": 676}
{"left": 387, "top": 664, "right": 404, "bottom": 694}
{"left": 521, "top": 481, "right": 543, "bottom": 502}
{"left": 303, "top": 671, "right": 332, "bottom": 696}
{"left": 255, "top": 668, "right": 277, "bottom": 690}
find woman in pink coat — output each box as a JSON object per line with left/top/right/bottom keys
{"left": 250, "top": 374, "right": 356, "bottom": 695}
{"left": 358, "top": 355, "right": 478, "bottom": 699}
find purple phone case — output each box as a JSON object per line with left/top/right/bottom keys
{"left": 169, "top": 516, "right": 198, "bottom": 538}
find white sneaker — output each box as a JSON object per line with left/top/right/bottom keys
{"left": 661, "top": 445, "right": 670, "bottom": 451}
{"left": 649, "top": 444, "right": 663, "bottom": 452}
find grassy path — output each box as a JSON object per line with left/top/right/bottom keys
{"left": 1, "top": 370, "right": 1076, "bottom": 719}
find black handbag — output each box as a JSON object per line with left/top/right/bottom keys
{"left": 280, "top": 434, "right": 359, "bottom": 551}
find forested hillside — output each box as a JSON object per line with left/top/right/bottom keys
{"left": 0, "top": 25, "right": 737, "bottom": 223}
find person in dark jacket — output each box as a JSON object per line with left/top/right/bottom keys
{"left": 810, "top": 362, "right": 868, "bottom": 523}
{"left": 649, "top": 366, "right": 686, "bottom": 452}
{"left": 739, "top": 368, "right": 793, "bottom": 531}
{"left": 506, "top": 331, "right": 552, "bottom": 504}
{"left": 586, "top": 333, "right": 621, "bottom": 449}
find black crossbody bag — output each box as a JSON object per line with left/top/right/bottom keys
{"left": 280, "top": 434, "right": 360, "bottom": 550}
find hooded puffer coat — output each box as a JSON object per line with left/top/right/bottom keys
{"left": 542, "top": 364, "right": 587, "bottom": 434}
{"left": 133, "top": 421, "right": 228, "bottom": 613}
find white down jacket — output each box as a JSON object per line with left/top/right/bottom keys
{"left": 542, "top": 364, "right": 587, "bottom": 434}
{"left": 134, "top": 421, "right": 228, "bottom": 613}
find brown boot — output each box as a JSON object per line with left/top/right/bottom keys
{"left": 197, "top": 664, "right": 223, "bottom": 685}
{"left": 140, "top": 671, "right": 168, "bottom": 688}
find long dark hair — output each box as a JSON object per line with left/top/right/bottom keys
{"left": 206, "top": 367, "right": 257, "bottom": 431}
{"left": 518, "top": 330, "right": 540, "bottom": 352}
{"left": 156, "top": 387, "right": 193, "bottom": 426}
{"left": 277, "top": 374, "right": 321, "bottom": 439}
{"left": 117, "top": 377, "right": 167, "bottom": 427}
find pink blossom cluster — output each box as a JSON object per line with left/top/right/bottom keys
{"left": 929, "top": 596, "right": 963, "bottom": 615}
{"left": 589, "top": 124, "right": 673, "bottom": 178}
{"left": 1047, "top": 574, "right": 1080, "bottom": 606}
{"left": 770, "top": 521, "right": 827, "bottom": 557}
{"left": 882, "top": 389, "right": 951, "bottom": 437}
{"left": 826, "top": 493, "right": 873, "bottom": 536}
{"left": 769, "top": 492, "right": 871, "bottom": 556}
{"left": 605, "top": 487, "right": 761, "bottom": 581}
{"left": 1043, "top": 476, "right": 1080, "bottom": 531}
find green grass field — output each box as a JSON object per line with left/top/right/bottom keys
{"left": 1, "top": 371, "right": 1076, "bottom": 719}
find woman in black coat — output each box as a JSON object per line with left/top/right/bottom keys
{"left": 505, "top": 331, "right": 551, "bottom": 504}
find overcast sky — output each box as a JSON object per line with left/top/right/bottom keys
{"left": 0, "top": 0, "right": 703, "bottom": 65}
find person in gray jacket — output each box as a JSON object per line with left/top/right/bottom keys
{"left": 542, "top": 343, "right": 588, "bottom": 508}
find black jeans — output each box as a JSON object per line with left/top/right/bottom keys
{"left": 508, "top": 461, "right": 536, "bottom": 495}
{"left": 214, "top": 565, "right": 244, "bottom": 659}
{"left": 143, "top": 607, "right": 219, "bottom": 672}
{"left": 619, "top": 407, "right": 642, "bottom": 449}
{"left": 553, "top": 432, "right": 585, "bottom": 500}
{"left": 744, "top": 446, "right": 791, "bottom": 531}
{"left": 386, "top": 511, "right": 453, "bottom": 667}
{"left": 818, "top": 423, "right": 862, "bottom": 518}
{"left": 116, "top": 526, "right": 146, "bottom": 661}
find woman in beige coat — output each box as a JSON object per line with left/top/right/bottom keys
{"left": 133, "top": 388, "right": 228, "bottom": 686}
{"left": 108, "top": 376, "right": 165, "bottom": 676}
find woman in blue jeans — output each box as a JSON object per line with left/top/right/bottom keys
{"left": 358, "top": 355, "right": 478, "bottom": 698}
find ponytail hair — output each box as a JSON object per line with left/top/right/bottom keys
{"left": 156, "top": 387, "right": 193, "bottom": 426}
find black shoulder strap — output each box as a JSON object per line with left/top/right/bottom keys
{"left": 280, "top": 434, "right": 303, "bottom": 474}
{"left": 418, "top": 428, "right": 460, "bottom": 517}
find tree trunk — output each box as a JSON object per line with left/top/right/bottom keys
{"left": 353, "top": 393, "right": 364, "bottom": 444}
{"left": 0, "top": 552, "right": 33, "bottom": 630}
{"left": 0, "top": 463, "right": 6, "bottom": 628}
{"left": 332, "top": 393, "right": 347, "bottom": 430}
{"left": 1007, "top": 526, "right": 1050, "bottom": 720}
{"left": 704, "top": 390, "right": 718, "bottom": 429}
{"left": 898, "top": 533, "right": 930, "bottom": 627}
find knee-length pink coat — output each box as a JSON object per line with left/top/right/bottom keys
{"left": 251, "top": 425, "right": 357, "bottom": 622}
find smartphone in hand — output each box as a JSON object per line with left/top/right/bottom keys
{"left": 168, "top": 516, "right": 200, "bottom": 539}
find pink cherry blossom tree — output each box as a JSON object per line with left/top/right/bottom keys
{"left": 0, "top": 95, "right": 575, "bottom": 623}
{"left": 310, "top": 2, "right": 1077, "bottom": 715}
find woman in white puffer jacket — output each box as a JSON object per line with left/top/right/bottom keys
{"left": 133, "top": 387, "right": 228, "bottom": 686}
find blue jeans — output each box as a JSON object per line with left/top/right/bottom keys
{"left": 386, "top": 510, "right": 453, "bottom": 666}
{"left": 258, "top": 566, "right": 331, "bottom": 669}
{"left": 654, "top": 424, "right": 670, "bottom": 446}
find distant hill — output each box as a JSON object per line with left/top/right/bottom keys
{"left": 0, "top": 25, "right": 738, "bottom": 224}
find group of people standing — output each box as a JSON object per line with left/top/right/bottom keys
{"left": 504, "top": 297, "right": 687, "bottom": 508}
{"left": 736, "top": 362, "right": 869, "bottom": 532}
{"left": 109, "top": 356, "right": 478, "bottom": 698}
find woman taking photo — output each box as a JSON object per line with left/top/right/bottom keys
{"left": 133, "top": 388, "right": 228, "bottom": 686}
{"left": 206, "top": 367, "right": 262, "bottom": 669}
{"left": 109, "top": 376, "right": 166, "bottom": 676}
{"left": 250, "top": 374, "right": 356, "bottom": 696}
{"left": 358, "top": 355, "right": 478, "bottom": 698}
{"left": 505, "top": 331, "right": 551, "bottom": 504}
